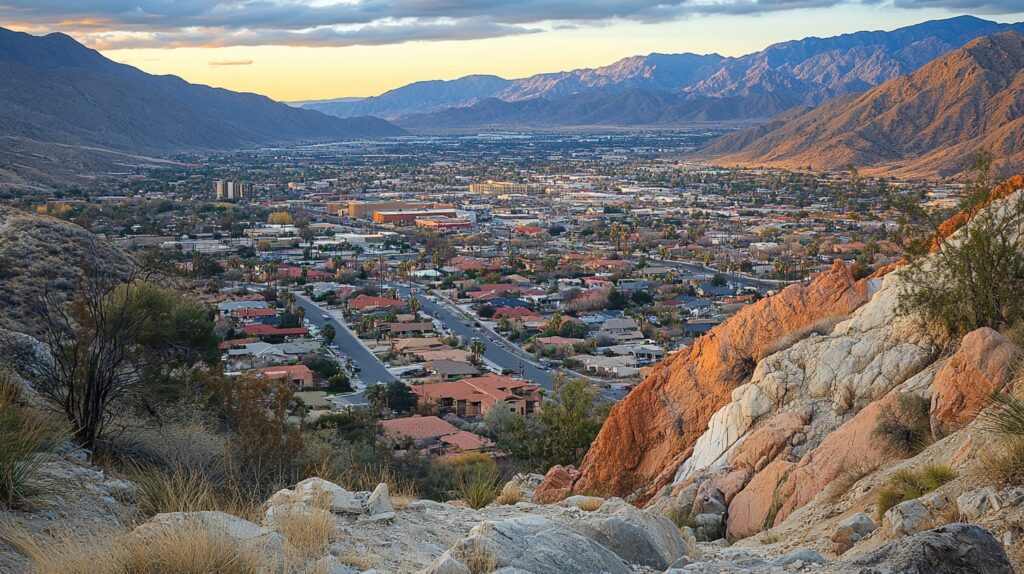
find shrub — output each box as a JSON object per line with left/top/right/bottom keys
{"left": 977, "top": 437, "right": 1024, "bottom": 487}
{"left": 493, "top": 483, "right": 523, "bottom": 506}
{"left": 456, "top": 468, "right": 502, "bottom": 510}
{"left": 0, "top": 376, "right": 65, "bottom": 508}
{"left": 875, "top": 464, "right": 957, "bottom": 521}
{"left": 872, "top": 394, "right": 932, "bottom": 456}
{"left": 130, "top": 464, "right": 219, "bottom": 518}
{"left": 455, "top": 539, "right": 498, "bottom": 574}
{"left": 980, "top": 392, "right": 1024, "bottom": 437}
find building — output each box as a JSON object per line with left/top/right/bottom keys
{"left": 347, "top": 200, "right": 432, "bottom": 219}
{"left": 215, "top": 180, "right": 247, "bottom": 200}
{"left": 469, "top": 181, "right": 538, "bottom": 195}
{"left": 373, "top": 209, "right": 458, "bottom": 225}
{"left": 414, "top": 217, "right": 472, "bottom": 230}
{"left": 412, "top": 374, "right": 542, "bottom": 418}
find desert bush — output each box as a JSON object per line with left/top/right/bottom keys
{"left": 875, "top": 464, "right": 957, "bottom": 520}
{"left": 0, "top": 375, "right": 65, "bottom": 508}
{"left": 456, "top": 468, "right": 502, "bottom": 510}
{"left": 977, "top": 437, "right": 1024, "bottom": 487}
{"left": 827, "top": 458, "right": 883, "bottom": 501}
{"left": 980, "top": 391, "right": 1024, "bottom": 437}
{"left": 872, "top": 394, "right": 932, "bottom": 456}
{"left": 493, "top": 482, "right": 523, "bottom": 506}
{"left": 455, "top": 539, "right": 498, "bottom": 574}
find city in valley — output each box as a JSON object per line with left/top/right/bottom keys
{"left": 1, "top": 9, "right": 1023, "bottom": 574}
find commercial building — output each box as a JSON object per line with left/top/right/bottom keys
{"left": 414, "top": 217, "right": 473, "bottom": 230}
{"left": 214, "top": 180, "right": 247, "bottom": 200}
{"left": 469, "top": 181, "right": 538, "bottom": 195}
{"left": 373, "top": 209, "right": 457, "bottom": 225}
{"left": 347, "top": 200, "right": 432, "bottom": 219}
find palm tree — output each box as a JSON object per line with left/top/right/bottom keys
{"left": 470, "top": 339, "right": 487, "bottom": 362}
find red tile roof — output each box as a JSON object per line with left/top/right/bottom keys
{"left": 243, "top": 324, "right": 309, "bottom": 336}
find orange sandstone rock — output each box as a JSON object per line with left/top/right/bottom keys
{"left": 565, "top": 261, "right": 870, "bottom": 503}
{"left": 930, "top": 327, "right": 1020, "bottom": 438}
{"left": 533, "top": 465, "right": 580, "bottom": 504}
{"left": 726, "top": 459, "right": 795, "bottom": 540}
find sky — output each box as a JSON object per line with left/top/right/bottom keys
{"left": 3, "top": 1, "right": 1024, "bottom": 102}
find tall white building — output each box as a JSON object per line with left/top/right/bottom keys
{"left": 215, "top": 180, "right": 247, "bottom": 200}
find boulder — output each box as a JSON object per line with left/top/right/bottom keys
{"left": 284, "top": 477, "right": 363, "bottom": 514}
{"left": 502, "top": 473, "right": 545, "bottom": 503}
{"left": 533, "top": 465, "right": 580, "bottom": 504}
{"left": 367, "top": 482, "right": 395, "bottom": 517}
{"left": 930, "top": 328, "right": 1020, "bottom": 438}
{"left": 421, "top": 553, "right": 471, "bottom": 574}
{"left": 566, "top": 498, "right": 687, "bottom": 569}
{"left": 830, "top": 523, "right": 1014, "bottom": 574}
{"left": 957, "top": 487, "right": 998, "bottom": 522}
{"left": 450, "top": 515, "right": 630, "bottom": 574}
{"left": 830, "top": 512, "right": 877, "bottom": 554}
{"left": 133, "top": 511, "right": 287, "bottom": 559}
{"left": 770, "top": 549, "right": 826, "bottom": 567}
{"left": 716, "top": 468, "right": 753, "bottom": 505}
{"left": 884, "top": 499, "right": 930, "bottom": 537}
{"left": 561, "top": 495, "right": 605, "bottom": 510}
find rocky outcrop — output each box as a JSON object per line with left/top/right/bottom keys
{"left": 837, "top": 523, "right": 1014, "bottom": 574}
{"left": 568, "top": 260, "right": 871, "bottom": 501}
{"left": 533, "top": 465, "right": 580, "bottom": 503}
{"left": 930, "top": 327, "right": 1020, "bottom": 438}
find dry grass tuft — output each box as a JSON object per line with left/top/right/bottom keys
{"left": 827, "top": 458, "right": 883, "bottom": 502}
{"left": 1, "top": 523, "right": 266, "bottom": 574}
{"left": 0, "top": 374, "right": 66, "bottom": 508}
{"left": 575, "top": 497, "right": 604, "bottom": 512}
{"left": 875, "top": 464, "right": 957, "bottom": 521}
{"left": 274, "top": 486, "right": 335, "bottom": 563}
{"left": 335, "top": 552, "right": 376, "bottom": 570}
{"left": 125, "top": 463, "right": 261, "bottom": 522}
{"left": 977, "top": 437, "right": 1024, "bottom": 487}
{"left": 455, "top": 539, "right": 499, "bottom": 574}
{"left": 494, "top": 482, "right": 523, "bottom": 506}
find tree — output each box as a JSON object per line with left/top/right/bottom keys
{"left": 894, "top": 150, "right": 1024, "bottom": 338}
{"left": 321, "top": 324, "right": 336, "bottom": 344}
{"left": 268, "top": 211, "right": 293, "bottom": 225}
{"left": 491, "top": 376, "right": 609, "bottom": 470}
{"left": 606, "top": 288, "right": 628, "bottom": 310}
{"left": 7, "top": 259, "right": 218, "bottom": 453}
{"left": 366, "top": 381, "right": 418, "bottom": 414}
{"left": 470, "top": 339, "right": 487, "bottom": 362}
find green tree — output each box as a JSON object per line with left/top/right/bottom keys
{"left": 470, "top": 339, "right": 487, "bottom": 362}
{"left": 366, "top": 381, "right": 418, "bottom": 414}
{"left": 895, "top": 150, "right": 1024, "bottom": 338}
{"left": 321, "top": 324, "right": 337, "bottom": 344}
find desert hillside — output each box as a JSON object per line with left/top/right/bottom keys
{"left": 704, "top": 32, "right": 1024, "bottom": 178}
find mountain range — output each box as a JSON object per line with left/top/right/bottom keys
{"left": 703, "top": 32, "right": 1024, "bottom": 178}
{"left": 0, "top": 26, "right": 404, "bottom": 189}
{"left": 300, "top": 15, "right": 1024, "bottom": 130}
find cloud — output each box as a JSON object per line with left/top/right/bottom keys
{"left": 1, "top": 0, "right": 1018, "bottom": 50}
{"left": 208, "top": 58, "right": 253, "bottom": 66}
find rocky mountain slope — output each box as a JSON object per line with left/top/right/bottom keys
{"left": 0, "top": 206, "right": 133, "bottom": 331}
{"left": 0, "top": 26, "right": 404, "bottom": 189}
{"left": 305, "top": 16, "right": 1024, "bottom": 129}
{"left": 528, "top": 175, "right": 1024, "bottom": 570}
{"left": 702, "top": 32, "right": 1024, "bottom": 178}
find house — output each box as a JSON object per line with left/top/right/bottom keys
{"left": 243, "top": 324, "right": 309, "bottom": 341}
{"left": 574, "top": 354, "right": 639, "bottom": 377}
{"left": 595, "top": 317, "right": 645, "bottom": 345}
{"left": 226, "top": 341, "right": 292, "bottom": 369}
{"left": 392, "top": 337, "right": 449, "bottom": 356}
{"left": 258, "top": 364, "right": 315, "bottom": 388}
{"left": 379, "top": 415, "right": 492, "bottom": 454}
{"left": 381, "top": 322, "right": 436, "bottom": 337}
{"left": 412, "top": 374, "right": 541, "bottom": 418}
{"left": 424, "top": 359, "right": 480, "bottom": 381}
{"left": 348, "top": 295, "right": 408, "bottom": 312}
{"left": 629, "top": 344, "right": 665, "bottom": 364}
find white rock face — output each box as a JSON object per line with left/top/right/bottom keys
{"left": 675, "top": 271, "right": 939, "bottom": 484}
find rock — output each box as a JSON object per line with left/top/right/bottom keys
{"left": 502, "top": 473, "right": 545, "bottom": 503}
{"left": 694, "top": 513, "right": 725, "bottom": 541}
{"left": 491, "top": 569, "right": 533, "bottom": 574}
{"left": 421, "top": 552, "right": 471, "bottom": 574}
{"left": 561, "top": 495, "right": 605, "bottom": 510}
{"left": 957, "top": 487, "right": 997, "bottom": 522}
{"left": 566, "top": 498, "right": 687, "bottom": 569}
{"left": 691, "top": 488, "right": 728, "bottom": 516}
{"left": 450, "top": 515, "right": 630, "bottom": 574}
{"left": 771, "top": 549, "right": 826, "bottom": 567}
{"left": 570, "top": 260, "right": 871, "bottom": 501}
{"left": 275, "top": 477, "right": 363, "bottom": 515}
{"left": 533, "top": 465, "right": 580, "bottom": 504}
{"left": 930, "top": 328, "right": 1020, "bottom": 438}
{"left": 830, "top": 512, "right": 877, "bottom": 553}
{"left": 830, "top": 523, "right": 1014, "bottom": 574}
{"left": 367, "top": 483, "right": 395, "bottom": 517}
{"left": 884, "top": 499, "right": 930, "bottom": 537}
{"left": 133, "top": 511, "right": 288, "bottom": 559}
{"left": 313, "top": 556, "right": 362, "bottom": 574}
{"left": 717, "top": 468, "right": 753, "bottom": 505}
{"left": 726, "top": 459, "right": 794, "bottom": 540}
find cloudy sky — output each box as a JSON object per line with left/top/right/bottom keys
{"left": 3, "top": 0, "right": 1023, "bottom": 101}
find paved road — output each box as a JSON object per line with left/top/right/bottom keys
{"left": 657, "top": 259, "right": 785, "bottom": 291}
{"left": 390, "top": 283, "right": 557, "bottom": 390}
{"left": 294, "top": 295, "right": 397, "bottom": 386}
